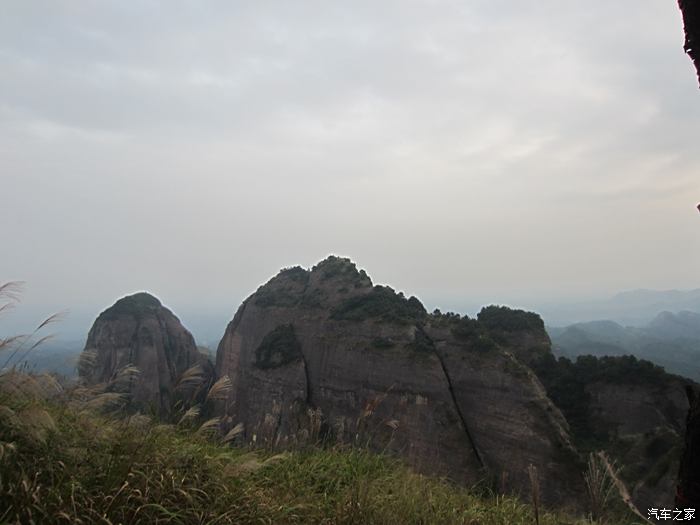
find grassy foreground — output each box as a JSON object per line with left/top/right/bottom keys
{"left": 0, "top": 388, "right": 643, "bottom": 525}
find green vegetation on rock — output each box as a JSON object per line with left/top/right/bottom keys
{"left": 312, "top": 256, "right": 372, "bottom": 287}
{"left": 254, "top": 324, "right": 303, "bottom": 369}
{"left": 450, "top": 317, "right": 498, "bottom": 353}
{"left": 408, "top": 327, "right": 435, "bottom": 354}
{"left": 254, "top": 286, "right": 301, "bottom": 308}
{"left": 331, "top": 286, "right": 426, "bottom": 325}
{"left": 477, "top": 305, "right": 545, "bottom": 333}
{"left": 96, "top": 292, "right": 162, "bottom": 321}
{"left": 278, "top": 266, "right": 311, "bottom": 284}
{"left": 531, "top": 353, "right": 686, "bottom": 450}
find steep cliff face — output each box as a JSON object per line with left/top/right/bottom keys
{"left": 677, "top": 386, "right": 700, "bottom": 509}
{"left": 586, "top": 379, "right": 688, "bottom": 510}
{"left": 81, "top": 293, "right": 211, "bottom": 415}
{"left": 215, "top": 257, "right": 582, "bottom": 506}
{"left": 532, "top": 352, "right": 692, "bottom": 511}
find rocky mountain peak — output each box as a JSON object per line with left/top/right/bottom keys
{"left": 80, "top": 292, "right": 211, "bottom": 415}
{"left": 215, "top": 257, "right": 581, "bottom": 506}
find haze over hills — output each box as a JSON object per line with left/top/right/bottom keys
{"left": 537, "top": 288, "right": 700, "bottom": 327}
{"left": 10, "top": 287, "right": 700, "bottom": 383}
{"left": 549, "top": 310, "right": 700, "bottom": 382}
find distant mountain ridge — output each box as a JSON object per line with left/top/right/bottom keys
{"left": 539, "top": 288, "right": 700, "bottom": 327}
{"left": 549, "top": 310, "right": 700, "bottom": 381}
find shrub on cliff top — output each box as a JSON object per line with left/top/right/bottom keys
{"left": 278, "top": 266, "right": 310, "bottom": 284}
{"left": 477, "top": 305, "right": 545, "bottom": 333}
{"left": 450, "top": 317, "right": 498, "bottom": 353}
{"left": 331, "top": 286, "right": 426, "bottom": 325}
{"left": 96, "top": 292, "right": 162, "bottom": 321}
{"left": 312, "top": 256, "right": 372, "bottom": 287}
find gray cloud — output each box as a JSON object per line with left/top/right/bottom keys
{"left": 2, "top": 0, "right": 699, "bottom": 338}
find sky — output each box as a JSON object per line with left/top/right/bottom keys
{"left": 2, "top": 1, "right": 700, "bottom": 342}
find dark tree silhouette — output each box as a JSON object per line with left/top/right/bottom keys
{"left": 679, "top": 0, "right": 700, "bottom": 86}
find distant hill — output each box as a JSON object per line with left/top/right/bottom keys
{"left": 538, "top": 289, "right": 700, "bottom": 327}
{"left": 9, "top": 338, "right": 83, "bottom": 378}
{"left": 549, "top": 311, "right": 700, "bottom": 381}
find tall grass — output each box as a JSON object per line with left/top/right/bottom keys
{"left": 0, "top": 382, "right": 650, "bottom": 525}
{"left": 0, "top": 281, "right": 67, "bottom": 372}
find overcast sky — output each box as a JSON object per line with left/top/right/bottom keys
{"left": 2, "top": 1, "right": 700, "bottom": 340}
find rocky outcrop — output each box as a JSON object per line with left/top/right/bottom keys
{"left": 586, "top": 379, "right": 689, "bottom": 510}
{"left": 679, "top": 0, "right": 700, "bottom": 86}
{"left": 80, "top": 293, "right": 212, "bottom": 415}
{"left": 531, "top": 351, "right": 692, "bottom": 512}
{"left": 677, "top": 385, "right": 700, "bottom": 511}
{"left": 215, "top": 257, "right": 583, "bottom": 506}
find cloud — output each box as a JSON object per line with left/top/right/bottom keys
{"left": 1, "top": 0, "right": 699, "bottom": 338}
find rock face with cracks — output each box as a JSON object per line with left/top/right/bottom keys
{"left": 80, "top": 292, "right": 211, "bottom": 415}
{"left": 215, "top": 256, "right": 583, "bottom": 506}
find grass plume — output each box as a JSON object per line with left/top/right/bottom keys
{"left": 0, "top": 377, "right": 647, "bottom": 525}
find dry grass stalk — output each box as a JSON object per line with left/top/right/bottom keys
{"left": 197, "top": 417, "right": 221, "bottom": 437}
{"left": 175, "top": 364, "right": 206, "bottom": 391}
{"left": 584, "top": 452, "right": 616, "bottom": 523}
{"left": 206, "top": 376, "right": 232, "bottom": 402}
{"left": 307, "top": 407, "right": 323, "bottom": 443}
{"left": 0, "top": 281, "right": 25, "bottom": 305}
{"left": 0, "top": 440, "right": 17, "bottom": 461}
{"left": 20, "top": 406, "right": 56, "bottom": 444}
{"left": 178, "top": 405, "right": 201, "bottom": 426}
{"left": 34, "top": 311, "right": 68, "bottom": 332}
{"left": 0, "top": 371, "right": 63, "bottom": 403}
{"left": 0, "top": 301, "right": 66, "bottom": 370}
{"left": 77, "top": 350, "right": 97, "bottom": 377}
{"left": 0, "top": 335, "right": 27, "bottom": 353}
{"left": 109, "top": 365, "right": 141, "bottom": 392}
{"left": 594, "top": 450, "right": 653, "bottom": 524}
{"left": 82, "top": 392, "right": 129, "bottom": 413}
{"left": 527, "top": 464, "right": 540, "bottom": 525}
{"left": 31, "top": 373, "right": 63, "bottom": 399}
{"left": 222, "top": 422, "right": 245, "bottom": 444}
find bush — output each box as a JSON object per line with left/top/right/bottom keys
{"left": 312, "top": 256, "right": 371, "bottom": 287}
{"left": 96, "top": 292, "right": 162, "bottom": 321}
{"left": 331, "top": 286, "right": 426, "bottom": 325}
{"left": 477, "top": 306, "right": 545, "bottom": 333}
{"left": 278, "top": 266, "right": 310, "bottom": 284}
{"left": 450, "top": 317, "right": 497, "bottom": 353}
